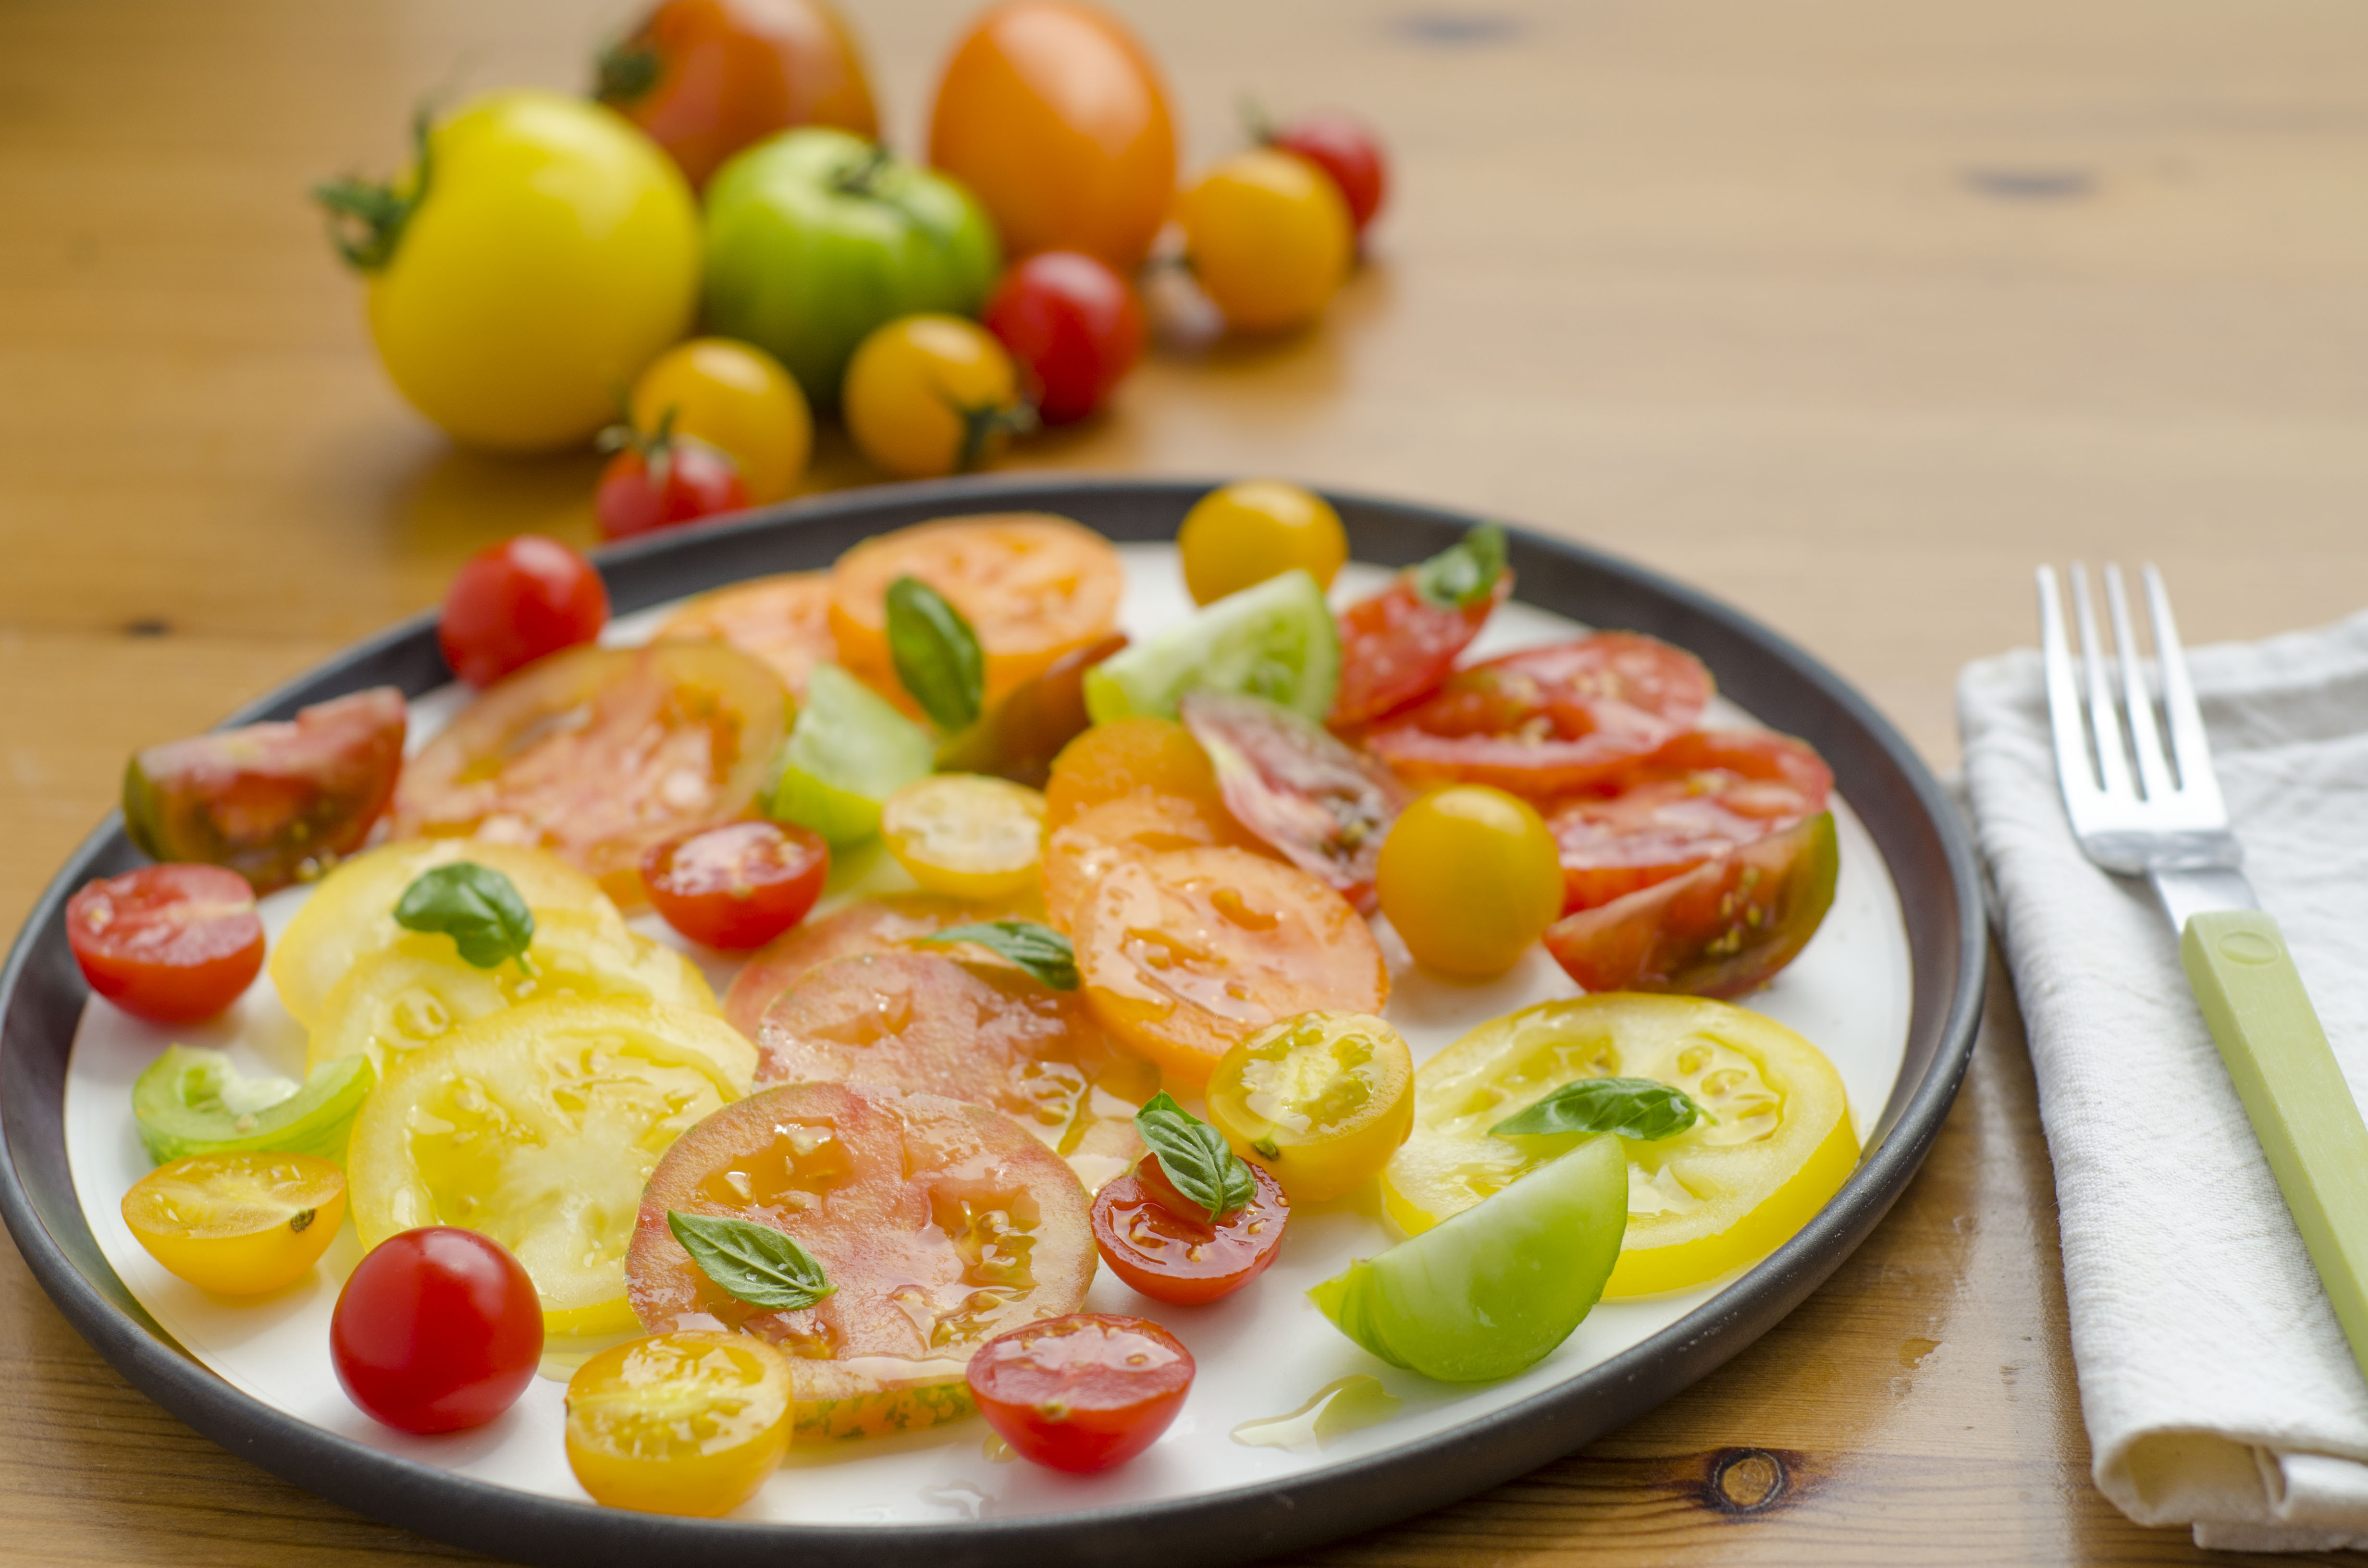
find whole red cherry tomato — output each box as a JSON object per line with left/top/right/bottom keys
{"left": 966, "top": 1312, "right": 1194, "bottom": 1472}
{"left": 1089, "top": 1153, "right": 1288, "bottom": 1306}
{"left": 641, "top": 820, "right": 830, "bottom": 949}
{"left": 65, "top": 864, "right": 264, "bottom": 1024}
{"left": 1267, "top": 110, "right": 1389, "bottom": 236}
{"left": 331, "top": 1227, "right": 543, "bottom": 1434}
{"left": 438, "top": 535, "right": 611, "bottom": 688}
{"left": 595, "top": 430, "right": 747, "bottom": 542}
{"left": 982, "top": 251, "right": 1145, "bottom": 424}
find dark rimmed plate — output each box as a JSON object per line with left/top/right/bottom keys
{"left": 0, "top": 475, "right": 1984, "bottom": 1568}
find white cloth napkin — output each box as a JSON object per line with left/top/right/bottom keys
{"left": 1959, "top": 607, "right": 2368, "bottom": 1552}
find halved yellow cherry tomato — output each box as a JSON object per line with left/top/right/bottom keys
{"left": 629, "top": 337, "right": 812, "bottom": 505}
{"left": 1376, "top": 784, "right": 1563, "bottom": 978}
{"left": 565, "top": 1331, "right": 792, "bottom": 1517}
{"left": 879, "top": 773, "right": 1047, "bottom": 901}
{"left": 121, "top": 1151, "right": 346, "bottom": 1295}
{"left": 1382, "top": 994, "right": 1857, "bottom": 1297}
{"left": 1207, "top": 1010, "right": 1413, "bottom": 1202}
{"left": 1177, "top": 480, "right": 1348, "bottom": 606}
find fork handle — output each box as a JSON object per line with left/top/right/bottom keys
{"left": 2182, "top": 908, "right": 2368, "bottom": 1384}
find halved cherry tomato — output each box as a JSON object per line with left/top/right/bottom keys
{"left": 1267, "top": 110, "right": 1389, "bottom": 236}
{"left": 1330, "top": 564, "right": 1510, "bottom": 728}
{"left": 1176, "top": 480, "right": 1346, "bottom": 606}
{"left": 1073, "top": 846, "right": 1388, "bottom": 1089}
{"left": 331, "top": 1226, "right": 544, "bottom": 1433}
{"left": 1043, "top": 714, "right": 1229, "bottom": 830}
{"left": 1205, "top": 1010, "right": 1413, "bottom": 1203}
{"left": 121, "top": 1151, "right": 346, "bottom": 1295}
{"left": 66, "top": 865, "right": 265, "bottom": 1024}
{"left": 642, "top": 820, "right": 829, "bottom": 949}
{"left": 1180, "top": 688, "right": 1409, "bottom": 912}
{"left": 565, "top": 1331, "right": 793, "bottom": 1517}
{"left": 1549, "top": 729, "right": 1833, "bottom": 913}
{"left": 966, "top": 1312, "right": 1194, "bottom": 1473}
{"left": 719, "top": 892, "right": 1029, "bottom": 1038}
{"left": 660, "top": 570, "right": 837, "bottom": 701}
{"left": 596, "top": 429, "right": 748, "bottom": 541}
{"left": 879, "top": 773, "right": 1046, "bottom": 901}
{"left": 1041, "top": 791, "right": 1262, "bottom": 934}
{"left": 1090, "top": 1152, "right": 1287, "bottom": 1306}
{"left": 1366, "top": 633, "right": 1714, "bottom": 797}
{"left": 936, "top": 631, "right": 1127, "bottom": 788}
{"left": 439, "top": 537, "right": 611, "bottom": 689}
{"left": 1375, "top": 784, "right": 1564, "bottom": 979}
{"left": 983, "top": 251, "right": 1145, "bottom": 424}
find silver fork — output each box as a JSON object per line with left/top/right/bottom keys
{"left": 2040, "top": 564, "right": 2368, "bottom": 1382}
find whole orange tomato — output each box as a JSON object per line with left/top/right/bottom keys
{"left": 926, "top": 1, "right": 1176, "bottom": 270}
{"left": 598, "top": 0, "right": 879, "bottom": 190}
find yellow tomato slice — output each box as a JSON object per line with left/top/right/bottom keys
{"left": 121, "top": 1152, "right": 346, "bottom": 1296}
{"left": 1381, "top": 994, "right": 1858, "bottom": 1297}
{"left": 879, "top": 774, "right": 1047, "bottom": 901}
{"left": 566, "top": 1332, "right": 792, "bottom": 1517}
{"left": 1207, "top": 1010, "right": 1413, "bottom": 1202}
{"left": 347, "top": 996, "right": 756, "bottom": 1333}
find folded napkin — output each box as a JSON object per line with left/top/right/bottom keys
{"left": 1960, "top": 608, "right": 2368, "bottom": 1553}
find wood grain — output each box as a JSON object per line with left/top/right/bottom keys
{"left": 6, "top": 0, "right": 2368, "bottom": 1561}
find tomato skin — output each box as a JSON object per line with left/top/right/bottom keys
{"left": 66, "top": 865, "right": 264, "bottom": 1024}
{"left": 842, "top": 315, "right": 1026, "bottom": 479}
{"left": 1269, "top": 111, "right": 1388, "bottom": 235}
{"left": 1176, "top": 150, "right": 1352, "bottom": 334}
{"left": 642, "top": 820, "right": 828, "bottom": 949}
{"left": 1376, "top": 784, "right": 1564, "bottom": 978}
{"left": 966, "top": 1312, "right": 1194, "bottom": 1473}
{"left": 1090, "top": 1155, "right": 1288, "bottom": 1306}
{"left": 1176, "top": 481, "right": 1348, "bottom": 606}
{"left": 330, "top": 1227, "right": 544, "bottom": 1434}
{"left": 982, "top": 251, "right": 1145, "bottom": 424}
{"left": 596, "top": 437, "right": 748, "bottom": 541}
{"left": 629, "top": 338, "right": 812, "bottom": 504}
{"left": 1331, "top": 568, "right": 1510, "bottom": 728}
{"left": 439, "top": 536, "right": 611, "bottom": 688}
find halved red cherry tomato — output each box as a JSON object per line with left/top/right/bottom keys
{"left": 1266, "top": 110, "right": 1389, "bottom": 236}
{"left": 330, "top": 1226, "right": 544, "bottom": 1434}
{"left": 1180, "top": 688, "right": 1409, "bottom": 912}
{"left": 596, "top": 431, "right": 747, "bottom": 542}
{"left": 439, "top": 536, "right": 611, "bottom": 689}
{"left": 1365, "top": 633, "right": 1712, "bottom": 797}
{"left": 642, "top": 820, "right": 829, "bottom": 949}
{"left": 966, "top": 1312, "right": 1194, "bottom": 1473}
{"left": 1330, "top": 565, "right": 1509, "bottom": 728}
{"left": 1090, "top": 1152, "right": 1288, "bottom": 1307}
{"left": 66, "top": 865, "right": 265, "bottom": 1024}
{"left": 982, "top": 251, "right": 1146, "bottom": 424}
{"left": 1549, "top": 729, "right": 1833, "bottom": 913}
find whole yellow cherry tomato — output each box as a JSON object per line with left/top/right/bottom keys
{"left": 629, "top": 338, "right": 812, "bottom": 504}
{"left": 1377, "top": 784, "right": 1563, "bottom": 978}
{"left": 1177, "top": 480, "right": 1348, "bottom": 606}
{"left": 121, "top": 1151, "right": 346, "bottom": 1295}
{"left": 565, "top": 1331, "right": 793, "bottom": 1516}
{"left": 1176, "top": 149, "right": 1352, "bottom": 334}
{"left": 1207, "top": 1010, "right": 1414, "bottom": 1202}
{"left": 880, "top": 773, "right": 1048, "bottom": 901}
{"left": 842, "top": 314, "right": 1028, "bottom": 478}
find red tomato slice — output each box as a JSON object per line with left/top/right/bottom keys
{"left": 719, "top": 893, "right": 1030, "bottom": 1039}
{"left": 1180, "top": 689, "right": 1410, "bottom": 913}
{"left": 966, "top": 1313, "right": 1194, "bottom": 1473}
{"left": 642, "top": 820, "right": 830, "bottom": 949}
{"left": 1330, "top": 568, "right": 1509, "bottom": 728}
{"left": 1365, "top": 633, "right": 1713, "bottom": 797}
{"left": 1089, "top": 1153, "right": 1288, "bottom": 1306}
{"left": 1548, "top": 729, "right": 1833, "bottom": 912}
{"left": 65, "top": 864, "right": 266, "bottom": 1024}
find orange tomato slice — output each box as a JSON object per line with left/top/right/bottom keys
{"left": 1042, "top": 791, "right": 1264, "bottom": 934}
{"left": 659, "top": 571, "right": 837, "bottom": 702}
{"left": 1043, "top": 714, "right": 1226, "bottom": 830}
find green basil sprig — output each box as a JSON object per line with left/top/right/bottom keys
{"left": 1413, "top": 523, "right": 1508, "bottom": 611}
{"left": 1491, "top": 1077, "right": 1702, "bottom": 1141}
{"left": 918, "top": 919, "right": 1078, "bottom": 990}
{"left": 394, "top": 862, "right": 535, "bottom": 970}
{"left": 666, "top": 1211, "right": 835, "bottom": 1311}
{"left": 1136, "top": 1091, "right": 1256, "bottom": 1221}
{"left": 886, "top": 576, "right": 986, "bottom": 732}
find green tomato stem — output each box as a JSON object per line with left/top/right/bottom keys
{"left": 311, "top": 106, "right": 433, "bottom": 273}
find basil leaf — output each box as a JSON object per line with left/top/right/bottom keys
{"left": 917, "top": 920, "right": 1079, "bottom": 990}
{"left": 1491, "top": 1077, "right": 1702, "bottom": 1141}
{"left": 1135, "top": 1091, "right": 1256, "bottom": 1221}
{"left": 1412, "top": 523, "right": 1508, "bottom": 611}
{"left": 666, "top": 1210, "right": 835, "bottom": 1311}
{"left": 393, "top": 862, "right": 535, "bottom": 969}
{"left": 886, "top": 576, "right": 985, "bottom": 733}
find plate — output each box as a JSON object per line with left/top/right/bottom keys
{"left": 0, "top": 475, "right": 1985, "bottom": 1567}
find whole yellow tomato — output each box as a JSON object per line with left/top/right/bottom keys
{"left": 1177, "top": 148, "right": 1353, "bottom": 334}
{"left": 629, "top": 338, "right": 812, "bottom": 503}
{"left": 1178, "top": 479, "right": 1348, "bottom": 605}
{"left": 1377, "top": 784, "right": 1564, "bottom": 977}
{"left": 316, "top": 91, "right": 701, "bottom": 453}
{"left": 926, "top": 1, "right": 1177, "bottom": 270}
{"left": 841, "top": 314, "right": 1027, "bottom": 479}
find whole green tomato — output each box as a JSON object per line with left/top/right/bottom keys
{"left": 702, "top": 128, "right": 1000, "bottom": 406}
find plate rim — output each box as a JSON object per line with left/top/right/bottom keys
{"left": 0, "top": 473, "right": 1986, "bottom": 1568}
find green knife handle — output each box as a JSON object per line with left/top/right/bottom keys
{"left": 2181, "top": 907, "right": 2368, "bottom": 1383}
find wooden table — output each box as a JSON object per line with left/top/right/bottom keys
{"left": 5, "top": 0, "right": 2365, "bottom": 1561}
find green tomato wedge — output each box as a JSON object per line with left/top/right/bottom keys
{"left": 1085, "top": 568, "right": 1340, "bottom": 723}
{"left": 768, "top": 662, "right": 935, "bottom": 846}
{"left": 1308, "top": 1135, "right": 1627, "bottom": 1382}
{"left": 132, "top": 1045, "right": 376, "bottom": 1166}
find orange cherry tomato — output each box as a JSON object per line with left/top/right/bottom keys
{"left": 926, "top": 1, "right": 1177, "bottom": 270}
{"left": 1090, "top": 1152, "right": 1287, "bottom": 1307}
{"left": 659, "top": 570, "right": 837, "bottom": 702}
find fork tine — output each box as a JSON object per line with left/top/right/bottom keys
{"left": 2142, "top": 564, "right": 2228, "bottom": 814}
{"left": 2105, "top": 564, "right": 2177, "bottom": 800}
{"left": 2036, "top": 566, "right": 2103, "bottom": 802}
{"left": 2069, "top": 563, "right": 2136, "bottom": 799}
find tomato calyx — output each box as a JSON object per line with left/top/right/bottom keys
{"left": 593, "top": 37, "right": 662, "bottom": 106}
{"left": 312, "top": 105, "right": 432, "bottom": 272}
{"left": 946, "top": 389, "right": 1039, "bottom": 473}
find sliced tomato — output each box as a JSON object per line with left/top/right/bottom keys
{"left": 718, "top": 893, "right": 1029, "bottom": 1039}
{"left": 392, "top": 641, "right": 789, "bottom": 907}
{"left": 123, "top": 688, "right": 407, "bottom": 894}
{"left": 1180, "top": 689, "right": 1409, "bottom": 913}
{"left": 1041, "top": 792, "right": 1264, "bottom": 935}
{"left": 626, "top": 1081, "right": 1098, "bottom": 1441}
{"left": 967, "top": 1314, "right": 1194, "bottom": 1474}
{"left": 1549, "top": 729, "right": 1833, "bottom": 912}
{"left": 659, "top": 571, "right": 838, "bottom": 702}
{"left": 1330, "top": 567, "right": 1509, "bottom": 728}
{"left": 1089, "top": 1153, "right": 1287, "bottom": 1306}
{"left": 1365, "top": 633, "right": 1712, "bottom": 798}
{"left": 1542, "top": 812, "right": 1839, "bottom": 998}
{"left": 642, "top": 820, "right": 830, "bottom": 950}
{"left": 66, "top": 864, "right": 265, "bottom": 1024}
